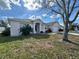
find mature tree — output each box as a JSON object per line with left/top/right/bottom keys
{"left": 42, "top": 0, "right": 79, "bottom": 41}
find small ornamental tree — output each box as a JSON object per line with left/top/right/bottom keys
{"left": 20, "top": 24, "right": 33, "bottom": 35}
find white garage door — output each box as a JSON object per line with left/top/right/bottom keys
{"left": 10, "top": 21, "right": 21, "bottom": 36}
{"left": 51, "top": 27, "right": 59, "bottom": 32}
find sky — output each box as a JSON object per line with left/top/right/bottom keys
{"left": 0, "top": 0, "right": 79, "bottom": 24}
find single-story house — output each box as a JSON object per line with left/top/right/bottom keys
{"left": 8, "top": 18, "right": 62, "bottom": 36}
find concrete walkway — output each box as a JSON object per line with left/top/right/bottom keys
{"left": 47, "top": 33, "right": 57, "bottom": 35}
{"left": 68, "top": 32, "right": 79, "bottom": 36}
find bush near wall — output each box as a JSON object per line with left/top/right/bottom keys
{"left": 1, "top": 28, "right": 10, "bottom": 36}
{"left": 45, "top": 28, "right": 52, "bottom": 33}
{"left": 59, "top": 28, "right": 63, "bottom": 32}
{"left": 20, "top": 24, "right": 33, "bottom": 35}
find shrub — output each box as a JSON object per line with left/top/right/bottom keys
{"left": 40, "top": 31, "right": 44, "bottom": 33}
{"left": 20, "top": 24, "right": 33, "bottom": 35}
{"left": 59, "top": 28, "right": 63, "bottom": 32}
{"left": 45, "top": 28, "right": 52, "bottom": 33}
{"left": 1, "top": 28, "right": 10, "bottom": 36}
{"left": 69, "top": 24, "right": 75, "bottom": 31}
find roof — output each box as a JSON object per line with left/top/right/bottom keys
{"left": 46, "top": 21, "right": 59, "bottom": 25}
{"left": 8, "top": 18, "right": 61, "bottom": 26}
{"left": 8, "top": 18, "right": 46, "bottom": 24}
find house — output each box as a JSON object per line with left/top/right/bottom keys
{"left": 46, "top": 22, "right": 62, "bottom": 32}
{"left": 8, "top": 18, "right": 62, "bottom": 36}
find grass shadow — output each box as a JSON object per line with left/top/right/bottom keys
{"left": 30, "top": 34, "right": 50, "bottom": 39}
{"left": 0, "top": 34, "right": 50, "bottom": 43}
{"left": 64, "top": 40, "right": 79, "bottom": 46}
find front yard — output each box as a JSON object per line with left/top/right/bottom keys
{"left": 0, "top": 34, "right": 79, "bottom": 59}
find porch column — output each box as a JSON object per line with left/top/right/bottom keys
{"left": 43, "top": 25, "right": 46, "bottom": 32}
{"left": 40, "top": 23, "right": 42, "bottom": 32}
{"left": 33, "top": 22, "right": 36, "bottom": 33}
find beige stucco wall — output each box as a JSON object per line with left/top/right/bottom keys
{"left": 10, "top": 21, "right": 21, "bottom": 36}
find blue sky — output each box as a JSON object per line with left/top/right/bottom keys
{"left": 0, "top": 3, "right": 55, "bottom": 23}
{"left": 0, "top": 0, "right": 79, "bottom": 24}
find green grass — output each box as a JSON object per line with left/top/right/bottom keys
{"left": 0, "top": 34, "right": 79, "bottom": 59}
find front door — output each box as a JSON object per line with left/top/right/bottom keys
{"left": 35, "top": 23, "right": 40, "bottom": 33}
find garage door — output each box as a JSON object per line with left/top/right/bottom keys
{"left": 51, "top": 27, "right": 59, "bottom": 32}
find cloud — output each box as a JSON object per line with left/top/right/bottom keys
{"left": 36, "top": 16, "right": 42, "bottom": 19}
{"left": 50, "top": 15, "right": 56, "bottom": 19}
{"left": 23, "top": 0, "right": 42, "bottom": 10}
{"left": 28, "top": 15, "right": 42, "bottom": 20}
{"left": 0, "top": 0, "right": 21, "bottom": 10}
{"left": 49, "top": 2, "right": 55, "bottom": 7}
{"left": 10, "top": 0, "right": 21, "bottom": 6}
{"left": 0, "top": 0, "right": 11, "bottom": 10}
{"left": 42, "top": 14, "right": 47, "bottom": 17}
{"left": 28, "top": 15, "right": 36, "bottom": 19}
{"left": 50, "top": 14, "right": 61, "bottom": 19}
{"left": 77, "top": 16, "right": 79, "bottom": 20}
{"left": 56, "top": 14, "right": 61, "bottom": 18}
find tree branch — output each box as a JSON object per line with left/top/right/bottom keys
{"left": 74, "top": 6, "right": 79, "bottom": 9}
{"left": 51, "top": 9, "right": 63, "bottom": 16}
{"left": 61, "top": 0, "right": 67, "bottom": 15}
{"left": 62, "top": 14, "right": 65, "bottom": 25}
{"left": 69, "top": 0, "right": 77, "bottom": 17}
{"left": 71, "top": 10, "right": 79, "bottom": 23}
{"left": 55, "top": 0, "right": 63, "bottom": 9}
{"left": 67, "top": 0, "right": 71, "bottom": 13}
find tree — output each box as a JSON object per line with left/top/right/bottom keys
{"left": 20, "top": 24, "right": 33, "bottom": 35}
{"left": 42, "top": 0, "right": 79, "bottom": 41}
{"left": 0, "top": 20, "right": 7, "bottom": 27}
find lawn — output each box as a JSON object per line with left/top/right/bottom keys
{"left": 0, "top": 34, "right": 79, "bottom": 59}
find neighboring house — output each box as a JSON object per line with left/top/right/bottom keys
{"left": 8, "top": 18, "right": 62, "bottom": 36}
{"left": 47, "top": 22, "right": 62, "bottom": 32}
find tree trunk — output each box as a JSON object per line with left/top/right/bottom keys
{"left": 63, "top": 22, "right": 69, "bottom": 41}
